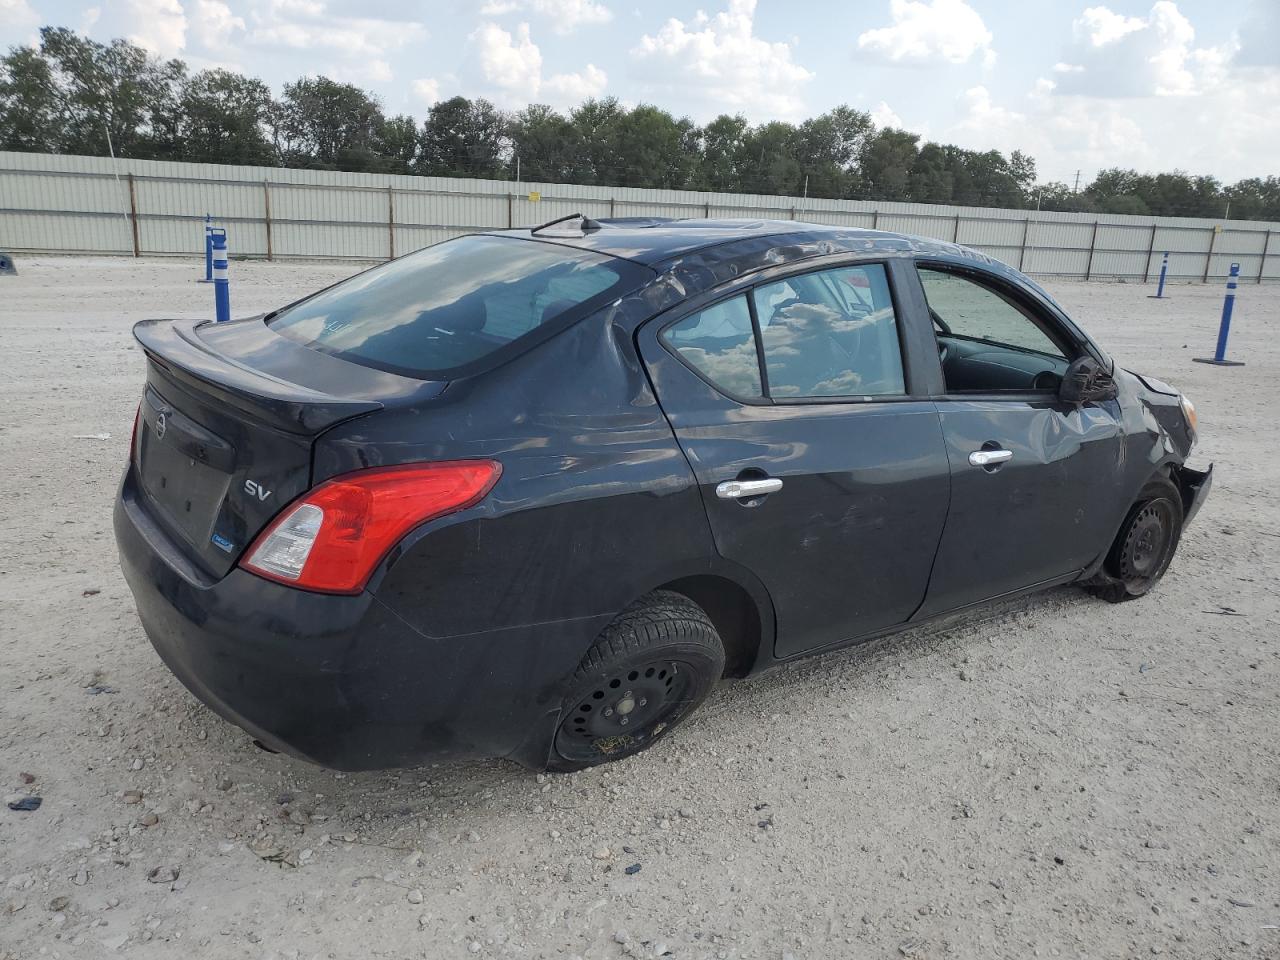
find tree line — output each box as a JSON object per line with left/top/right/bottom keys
{"left": 3, "top": 27, "right": 1278, "bottom": 221}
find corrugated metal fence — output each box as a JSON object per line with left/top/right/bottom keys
{"left": 2, "top": 150, "right": 1278, "bottom": 283}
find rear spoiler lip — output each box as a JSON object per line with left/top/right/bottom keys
{"left": 133, "top": 318, "right": 383, "bottom": 435}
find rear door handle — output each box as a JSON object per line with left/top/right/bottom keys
{"left": 716, "top": 478, "right": 783, "bottom": 499}
{"left": 969, "top": 449, "right": 1013, "bottom": 467}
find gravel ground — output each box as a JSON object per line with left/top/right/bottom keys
{"left": 1, "top": 256, "right": 1277, "bottom": 960}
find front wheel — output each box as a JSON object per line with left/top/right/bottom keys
{"left": 548, "top": 591, "right": 724, "bottom": 772}
{"left": 1086, "top": 477, "right": 1184, "bottom": 603}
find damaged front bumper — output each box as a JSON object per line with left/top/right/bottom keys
{"left": 1175, "top": 463, "right": 1213, "bottom": 526}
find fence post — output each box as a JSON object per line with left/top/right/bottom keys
{"left": 1018, "top": 218, "right": 1030, "bottom": 271}
{"left": 1143, "top": 223, "right": 1157, "bottom": 282}
{"left": 1259, "top": 229, "right": 1272, "bottom": 285}
{"left": 1203, "top": 225, "right": 1217, "bottom": 283}
{"left": 704, "top": 201, "right": 711, "bottom": 218}
{"left": 387, "top": 186, "right": 395, "bottom": 260}
{"left": 263, "top": 181, "right": 273, "bottom": 261}
{"left": 610, "top": 197, "right": 616, "bottom": 217}
{"left": 872, "top": 210, "right": 880, "bottom": 230}
{"left": 507, "top": 192, "right": 513, "bottom": 229}
{"left": 1084, "top": 220, "right": 1099, "bottom": 281}
{"left": 126, "top": 173, "right": 141, "bottom": 257}
{"left": 790, "top": 206, "right": 797, "bottom": 220}
{"left": 952, "top": 215, "right": 960, "bottom": 243}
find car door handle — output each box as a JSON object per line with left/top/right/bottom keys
{"left": 969, "top": 449, "right": 1013, "bottom": 467}
{"left": 716, "top": 478, "right": 784, "bottom": 499}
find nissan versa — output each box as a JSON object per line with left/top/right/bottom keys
{"left": 114, "top": 216, "right": 1212, "bottom": 772}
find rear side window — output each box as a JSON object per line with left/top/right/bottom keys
{"left": 269, "top": 235, "right": 650, "bottom": 379}
{"left": 752, "top": 264, "right": 905, "bottom": 398}
{"left": 661, "top": 295, "right": 763, "bottom": 399}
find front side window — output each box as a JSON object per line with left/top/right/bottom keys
{"left": 752, "top": 264, "right": 905, "bottom": 399}
{"left": 269, "top": 235, "right": 650, "bottom": 379}
{"left": 919, "top": 267, "right": 1072, "bottom": 393}
{"left": 661, "top": 295, "right": 764, "bottom": 399}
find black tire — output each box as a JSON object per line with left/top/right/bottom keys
{"left": 1086, "top": 477, "right": 1184, "bottom": 603}
{"left": 548, "top": 591, "right": 725, "bottom": 772}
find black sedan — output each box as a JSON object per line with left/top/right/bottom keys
{"left": 114, "top": 216, "right": 1212, "bottom": 771}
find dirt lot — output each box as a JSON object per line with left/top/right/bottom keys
{"left": 1, "top": 256, "right": 1277, "bottom": 960}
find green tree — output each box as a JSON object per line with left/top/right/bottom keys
{"left": 907, "top": 142, "right": 954, "bottom": 203}
{"left": 509, "top": 104, "right": 584, "bottom": 183}
{"left": 740, "top": 121, "right": 800, "bottom": 196}
{"left": 696, "top": 114, "right": 748, "bottom": 192}
{"left": 0, "top": 46, "right": 59, "bottom": 151}
{"left": 570, "top": 97, "right": 627, "bottom": 185}
{"left": 378, "top": 114, "right": 419, "bottom": 174}
{"left": 796, "top": 106, "right": 873, "bottom": 198}
{"left": 1033, "top": 181, "right": 1097, "bottom": 213}
{"left": 179, "top": 69, "right": 273, "bottom": 165}
{"left": 272, "top": 77, "right": 386, "bottom": 171}
{"left": 34, "top": 27, "right": 186, "bottom": 158}
{"left": 417, "top": 96, "right": 508, "bottom": 178}
{"left": 859, "top": 128, "right": 920, "bottom": 201}
{"left": 613, "top": 104, "right": 698, "bottom": 189}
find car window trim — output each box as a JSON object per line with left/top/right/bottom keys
{"left": 653, "top": 256, "right": 916, "bottom": 407}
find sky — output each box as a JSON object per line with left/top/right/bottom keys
{"left": 2, "top": 0, "right": 1279, "bottom": 184}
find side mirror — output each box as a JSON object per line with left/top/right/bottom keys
{"left": 1059, "top": 356, "right": 1118, "bottom": 404}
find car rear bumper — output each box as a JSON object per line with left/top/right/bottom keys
{"left": 113, "top": 469, "right": 594, "bottom": 770}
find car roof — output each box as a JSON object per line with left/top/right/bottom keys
{"left": 486, "top": 215, "right": 1071, "bottom": 324}
{"left": 488, "top": 217, "right": 923, "bottom": 267}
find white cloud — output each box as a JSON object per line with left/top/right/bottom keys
{"left": 95, "top": 0, "right": 188, "bottom": 56}
{"left": 412, "top": 77, "right": 441, "bottom": 106}
{"left": 943, "top": 58, "right": 1280, "bottom": 185}
{"left": 630, "top": 0, "right": 813, "bottom": 121}
{"left": 0, "top": 0, "right": 40, "bottom": 32}
{"left": 470, "top": 21, "right": 542, "bottom": 92}
{"left": 871, "top": 101, "right": 904, "bottom": 129}
{"left": 329, "top": 58, "right": 393, "bottom": 84}
{"left": 479, "top": 0, "right": 612, "bottom": 34}
{"left": 1235, "top": 0, "right": 1280, "bottom": 67}
{"left": 189, "top": 0, "right": 245, "bottom": 50}
{"left": 247, "top": 0, "right": 426, "bottom": 64}
{"left": 1055, "top": 2, "right": 1233, "bottom": 98}
{"left": 544, "top": 62, "right": 607, "bottom": 101}
{"left": 856, "top": 0, "right": 994, "bottom": 66}
{"left": 466, "top": 21, "right": 608, "bottom": 106}
{"left": 1074, "top": 6, "right": 1145, "bottom": 47}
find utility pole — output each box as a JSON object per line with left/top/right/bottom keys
{"left": 1073, "top": 170, "right": 1081, "bottom": 193}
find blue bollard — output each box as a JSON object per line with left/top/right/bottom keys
{"left": 1194, "top": 262, "right": 1244, "bottom": 367}
{"left": 1147, "top": 251, "right": 1169, "bottom": 299}
{"left": 212, "top": 232, "right": 231, "bottom": 322}
{"left": 199, "top": 214, "right": 214, "bottom": 283}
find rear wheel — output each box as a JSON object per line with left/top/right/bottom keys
{"left": 1086, "top": 477, "right": 1184, "bottom": 603}
{"left": 548, "top": 591, "right": 724, "bottom": 772}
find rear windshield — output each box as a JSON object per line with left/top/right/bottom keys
{"left": 268, "top": 235, "right": 651, "bottom": 379}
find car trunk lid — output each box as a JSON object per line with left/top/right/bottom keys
{"left": 133, "top": 317, "right": 441, "bottom": 578}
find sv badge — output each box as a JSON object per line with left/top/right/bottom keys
{"left": 244, "top": 479, "right": 273, "bottom": 502}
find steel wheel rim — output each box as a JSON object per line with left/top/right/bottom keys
{"left": 1119, "top": 499, "right": 1176, "bottom": 583}
{"left": 556, "top": 659, "right": 697, "bottom": 762}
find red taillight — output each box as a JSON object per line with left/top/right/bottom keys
{"left": 240, "top": 460, "right": 501, "bottom": 595}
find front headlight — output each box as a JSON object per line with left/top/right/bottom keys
{"left": 1180, "top": 394, "right": 1198, "bottom": 446}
